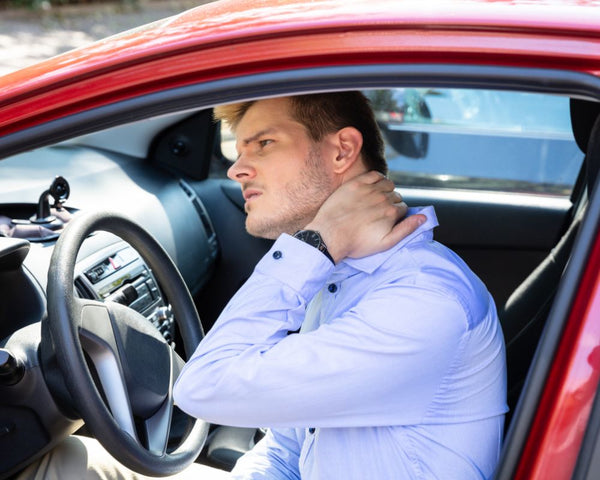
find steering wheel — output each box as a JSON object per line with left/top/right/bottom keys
{"left": 44, "top": 211, "right": 208, "bottom": 476}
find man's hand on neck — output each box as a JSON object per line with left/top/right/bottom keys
{"left": 304, "top": 171, "right": 426, "bottom": 264}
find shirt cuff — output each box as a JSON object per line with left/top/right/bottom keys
{"left": 255, "top": 233, "right": 334, "bottom": 302}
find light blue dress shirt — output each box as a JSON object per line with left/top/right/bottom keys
{"left": 174, "top": 206, "right": 508, "bottom": 479}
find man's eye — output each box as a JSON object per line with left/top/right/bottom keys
{"left": 259, "top": 139, "right": 273, "bottom": 148}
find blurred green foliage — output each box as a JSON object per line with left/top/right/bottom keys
{"left": 0, "top": 0, "right": 139, "bottom": 10}
{"left": 366, "top": 90, "right": 399, "bottom": 113}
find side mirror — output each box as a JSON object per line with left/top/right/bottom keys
{"left": 371, "top": 89, "right": 431, "bottom": 159}
{"left": 379, "top": 123, "right": 429, "bottom": 159}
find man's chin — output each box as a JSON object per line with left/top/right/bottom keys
{"left": 245, "top": 220, "right": 280, "bottom": 240}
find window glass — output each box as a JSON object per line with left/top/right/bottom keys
{"left": 217, "top": 89, "right": 583, "bottom": 196}
{"left": 367, "top": 88, "right": 582, "bottom": 196}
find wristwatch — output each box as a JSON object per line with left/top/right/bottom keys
{"left": 292, "top": 229, "right": 335, "bottom": 264}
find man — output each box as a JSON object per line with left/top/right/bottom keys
{"left": 173, "top": 92, "right": 507, "bottom": 479}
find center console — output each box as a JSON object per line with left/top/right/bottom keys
{"left": 74, "top": 240, "right": 175, "bottom": 345}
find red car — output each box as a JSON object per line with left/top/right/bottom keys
{"left": 0, "top": 0, "right": 599, "bottom": 478}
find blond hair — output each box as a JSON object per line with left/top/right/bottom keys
{"left": 214, "top": 101, "right": 256, "bottom": 131}
{"left": 214, "top": 93, "right": 387, "bottom": 174}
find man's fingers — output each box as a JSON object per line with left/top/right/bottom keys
{"left": 393, "top": 201, "right": 409, "bottom": 219}
{"left": 385, "top": 213, "right": 426, "bottom": 247}
{"left": 355, "top": 172, "right": 398, "bottom": 197}
{"left": 315, "top": 170, "right": 423, "bottom": 260}
{"left": 357, "top": 170, "right": 387, "bottom": 185}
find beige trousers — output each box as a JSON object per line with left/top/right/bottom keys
{"left": 14, "top": 436, "right": 230, "bottom": 480}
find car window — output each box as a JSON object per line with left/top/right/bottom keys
{"left": 216, "top": 88, "right": 583, "bottom": 197}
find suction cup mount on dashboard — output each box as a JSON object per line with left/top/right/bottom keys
{"left": 0, "top": 176, "right": 74, "bottom": 242}
{"left": 31, "top": 176, "right": 70, "bottom": 224}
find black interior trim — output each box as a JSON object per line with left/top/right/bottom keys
{"left": 571, "top": 99, "right": 600, "bottom": 154}
{"left": 0, "top": 261, "right": 46, "bottom": 340}
{"left": 1, "top": 65, "right": 600, "bottom": 161}
{"left": 149, "top": 110, "right": 216, "bottom": 180}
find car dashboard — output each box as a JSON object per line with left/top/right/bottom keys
{"left": 0, "top": 141, "right": 219, "bottom": 315}
{"left": 0, "top": 139, "right": 222, "bottom": 474}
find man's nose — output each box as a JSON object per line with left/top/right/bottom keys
{"left": 227, "top": 154, "right": 256, "bottom": 182}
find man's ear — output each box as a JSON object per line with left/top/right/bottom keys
{"left": 331, "top": 127, "right": 363, "bottom": 175}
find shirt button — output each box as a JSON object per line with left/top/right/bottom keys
{"left": 328, "top": 283, "right": 337, "bottom": 293}
{"left": 308, "top": 428, "right": 315, "bottom": 434}
{"left": 272, "top": 250, "right": 283, "bottom": 260}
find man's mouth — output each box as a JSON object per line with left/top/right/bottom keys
{"left": 243, "top": 189, "right": 262, "bottom": 202}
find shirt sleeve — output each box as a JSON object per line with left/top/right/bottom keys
{"left": 173, "top": 234, "right": 468, "bottom": 428}
{"left": 228, "top": 428, "right": 302, "bottom": 480}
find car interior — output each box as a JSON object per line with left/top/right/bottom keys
{"left": 1, "top": 78, "right": 600, "bottom": 478}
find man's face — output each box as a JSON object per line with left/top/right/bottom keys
{"left": 227, "top": 97, "right": 335, "bottom": 239}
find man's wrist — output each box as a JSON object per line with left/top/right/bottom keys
{"left": 292, "top": 229, "right": 335, "bottom": 264}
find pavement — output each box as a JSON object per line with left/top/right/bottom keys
{"left": 0, "top": 0, "right": 211, "bottom": 76}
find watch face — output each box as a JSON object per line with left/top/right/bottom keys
{"left": 304, "top": 230, "right": 322, "bottom": 248}
{"left": 295, "top": 230, "right": 322, "bottom": 249}
{"left": 294, "top": 229, "right": 333, "bottom": 263}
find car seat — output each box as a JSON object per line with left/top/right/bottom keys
{"left": 499, "top": 97, "right": 600, "bottom": 427}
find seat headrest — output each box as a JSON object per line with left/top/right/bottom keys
{"left": 571, "top": 98, "right": 600, "bottom": 154}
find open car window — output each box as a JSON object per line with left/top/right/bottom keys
{"left": 218, "top": 88, "right": 583, "bottom": 197}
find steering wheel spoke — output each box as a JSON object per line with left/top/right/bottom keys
{"left": 78, "top": 301, "right": 138, "bottom": 441}
{"left": 76, "top": 298, "right": 110, "bottom": 331}
{"left": 142, "top": 348, "right": 182, "bottom": 455}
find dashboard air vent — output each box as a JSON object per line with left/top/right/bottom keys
{"left": 179, "top": 179, "right": 217, "bottom": 244}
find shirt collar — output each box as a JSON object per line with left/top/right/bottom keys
{"left": 335, "top": 206, "right": 438, "bottom": 276}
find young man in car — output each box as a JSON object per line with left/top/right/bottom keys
{"left": 173, "top": 92, "right": 508, "bottom": 479}
{"left": 18, "top": 92, "right": 506, "bottom": 479}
